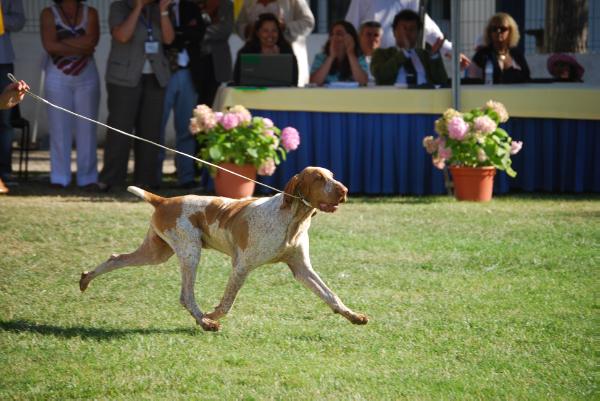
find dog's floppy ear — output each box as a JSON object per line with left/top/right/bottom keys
{"left": 281, "top": 174, "right": 299, "bottom": 209}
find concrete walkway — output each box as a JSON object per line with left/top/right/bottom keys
{"left": 11, "top": 148, "right": 176, "bottom": 179}
{"left": 6, "top": 147, "right": 192, "bottom": 196}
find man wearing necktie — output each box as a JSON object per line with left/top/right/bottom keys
{"left": 370, "top": 9, "right": 447, "bottom": 87}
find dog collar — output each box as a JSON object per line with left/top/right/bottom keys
{"left": 301, "top": 198, "right": 313, "bottom": 208}
{"left": 296, "top": 191, "right": 314, "bottom": 209}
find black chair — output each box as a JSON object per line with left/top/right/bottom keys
{"left": 11, "top": 105, "right": 30, "bottom": 180}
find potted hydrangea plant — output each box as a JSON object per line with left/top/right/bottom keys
{"left": 423, "top": 100, "right": 523, "bottom": 201}
{"left": 189, "top": 104, "right": 300, "bottom": 198}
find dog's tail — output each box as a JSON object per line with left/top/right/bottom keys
{"left": 127, "top": 186, "right": 164, "bottom": 208}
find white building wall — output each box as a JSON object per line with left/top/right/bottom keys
{"left": 458, "top": 0, "right": 495, "bottom": 54}
{"left": 9, "top": 1, "right": 600, "bottom": 146}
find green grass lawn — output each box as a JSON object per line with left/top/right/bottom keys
{"left": 0, "top": 190, "right": 598, "bottom": 400}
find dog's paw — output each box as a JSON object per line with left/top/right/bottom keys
{"left": 203, "top": 309, "right": 223, "bottom": 321}
{"left": 79, "top": 271, "right": 91, "bottom": 292}
{"left": 350, "top": 313, "right": 369, "bottom": 325}
{"left": 199, "top": 317, "right": 221, "bottom": 332}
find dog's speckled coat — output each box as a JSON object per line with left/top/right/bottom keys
{"left": 80, "top": 167, "right": 368, "bottom": 331}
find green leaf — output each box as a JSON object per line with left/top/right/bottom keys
{"left": 209, "top": 145, "right": 222, "bottom": 160}
{"left": 246, "top": 148, "right": 258, "bottom": 158}
{"left": 495, "top": 128, "right": 509, "bottom": 138}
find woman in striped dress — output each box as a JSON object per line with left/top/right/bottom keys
{"left": 40, "top": 0, "right": 100, "bottom": 189}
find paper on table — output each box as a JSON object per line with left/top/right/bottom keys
{"left": 326, "top": 81, "right": 360, "bottom": 89}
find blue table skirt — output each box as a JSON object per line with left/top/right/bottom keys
{"left": 226, "top": 110, "right": 600, "bottom": 195}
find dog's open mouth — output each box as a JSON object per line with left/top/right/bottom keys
{"left": 318, "top": 202, "right": 339, "bottom": 213}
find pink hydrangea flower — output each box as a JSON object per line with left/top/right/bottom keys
{"left": 447, "top": 116, "right": 469, "bottom": 140}
{"left": 432, "top": 156, "right": 445, "bottom": 170}
{"left": 485, "top": 100, "right": 509, "bottom": 123}
{"left": 422, "top": 135, "right": 437, "bottom": 154}
{"left": 193, "top": 104, "right": 217, "bottom": 132}
{"left": 214, "top": 111, "right": 224, "bottom": 124}
{"left": 262, "top": 118, "right": 274, "bottom": 128}
{"left": 221, "top": 113, "right": 240, "bottom": 130}
{"left": 438, "top": 144, "right": 452, "bottom": 160}
{"left": 189, "top": 117, "right": 200, "bottom": 134}
{"left": 194, "top": 104, "right": 211, "bottom": 115}
{"left": 258, "top": 159, "right": 276, "bottom": 176}
{"left": 473, "top": 115, "right": 497, "bottom": 134}
{"left": 281, "top": 127, "right": 300, "bottom": 151}
{"left": 229, "top": 105, "right": 252, "bottom": 125}
{"left": 236, "top": 112, "right": 251, "bottom": 125}
{"left": 510, "top": 140, "right": 523, "bottom": 155}
{"left": 477, "top": 148, "right": 488, "bottom": 162}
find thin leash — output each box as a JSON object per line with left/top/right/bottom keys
{"left": 8, "top": 73, "right": 311, "bottom": 206}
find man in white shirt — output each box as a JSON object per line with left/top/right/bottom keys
{"left": 346, "top": 0, "right": 469, "bottom": 68}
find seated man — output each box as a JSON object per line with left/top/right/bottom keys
{"left": 359, "top": 21, "right": 382, "bottom": 85}
{"left": 371, "top": 10, "right": 447, "bottom": 86}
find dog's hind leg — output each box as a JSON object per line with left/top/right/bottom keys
{"left": 174, "top": 243, "right": 220, "bottom": 331}
{"left": 80, "top": 227, "right": 173, "bottom": 292}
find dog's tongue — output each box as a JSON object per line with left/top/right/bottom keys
{"left": 319, "top": 203, "right": 338, "bottom": 213}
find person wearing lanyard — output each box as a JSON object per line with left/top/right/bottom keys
{"left": 98, "top": 0, "right": 174, "bottom": 192}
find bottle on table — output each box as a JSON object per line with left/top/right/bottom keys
{"left": 484, "top": 59, "right": 494, "bottom": 85}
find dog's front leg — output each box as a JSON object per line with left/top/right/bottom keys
{"left": 286, "top": 252, "right": 368, "bottom": 325}
{"left": 176, "top": 245, "right": 220, "bottom": 332}
{"left": 204, "top": 258, "right": 250, "bottom": 321}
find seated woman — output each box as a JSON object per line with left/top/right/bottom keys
{"left": 547, "top": 53, "right": 584, "bottom": 82}
{"left": 233, "top": 12, "right": 298, "bottom": 85}
{"left": 309, "top": 20, "right": 368, "bottom": 86}
{"left": 467, "top": 12, "right": 530, "bottom": 84}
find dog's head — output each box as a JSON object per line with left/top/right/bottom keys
{"left": 281, "top": 167, "right": 348, "bottom": 213}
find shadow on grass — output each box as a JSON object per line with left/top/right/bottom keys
{"left": 0, "top": 319, "right": 199, "bottom": 340}
{"left": 7, "top": 173, "right": 208, "bottom": 200}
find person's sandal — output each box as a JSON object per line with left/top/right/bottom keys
{"left": 0, "top": 178, "right": 9, "bottom": 194}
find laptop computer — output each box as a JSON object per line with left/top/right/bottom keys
{"left": 239, "top": 53, "right": 296, "bottom": 87}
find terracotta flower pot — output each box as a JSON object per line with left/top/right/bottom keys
{"left": 214, "top": 163, "right": 257, "bottom": 199}
{"left": 449, "top": 166, "right": 496, "bottom": 202}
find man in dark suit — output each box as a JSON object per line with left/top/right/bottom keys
{"left": 160, "top": 0, "right": 207, "bottom": 188}
{"left": 371, "top": 9, "right": 447, "bottom": 86}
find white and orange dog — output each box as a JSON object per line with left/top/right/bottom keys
{"left": 80, "top": 167, "right": 368, "bottom": 331}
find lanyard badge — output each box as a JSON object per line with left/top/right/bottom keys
{"left": 141, "top": 11, "right": 159, "bottom": 55}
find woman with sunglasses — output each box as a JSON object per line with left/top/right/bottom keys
{"left": 467, "top": 12, "right": 530, "bottom": 84}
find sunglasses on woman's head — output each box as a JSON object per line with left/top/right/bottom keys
{"left": 491, "top": 26, "right": 509, "bottom": 33}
